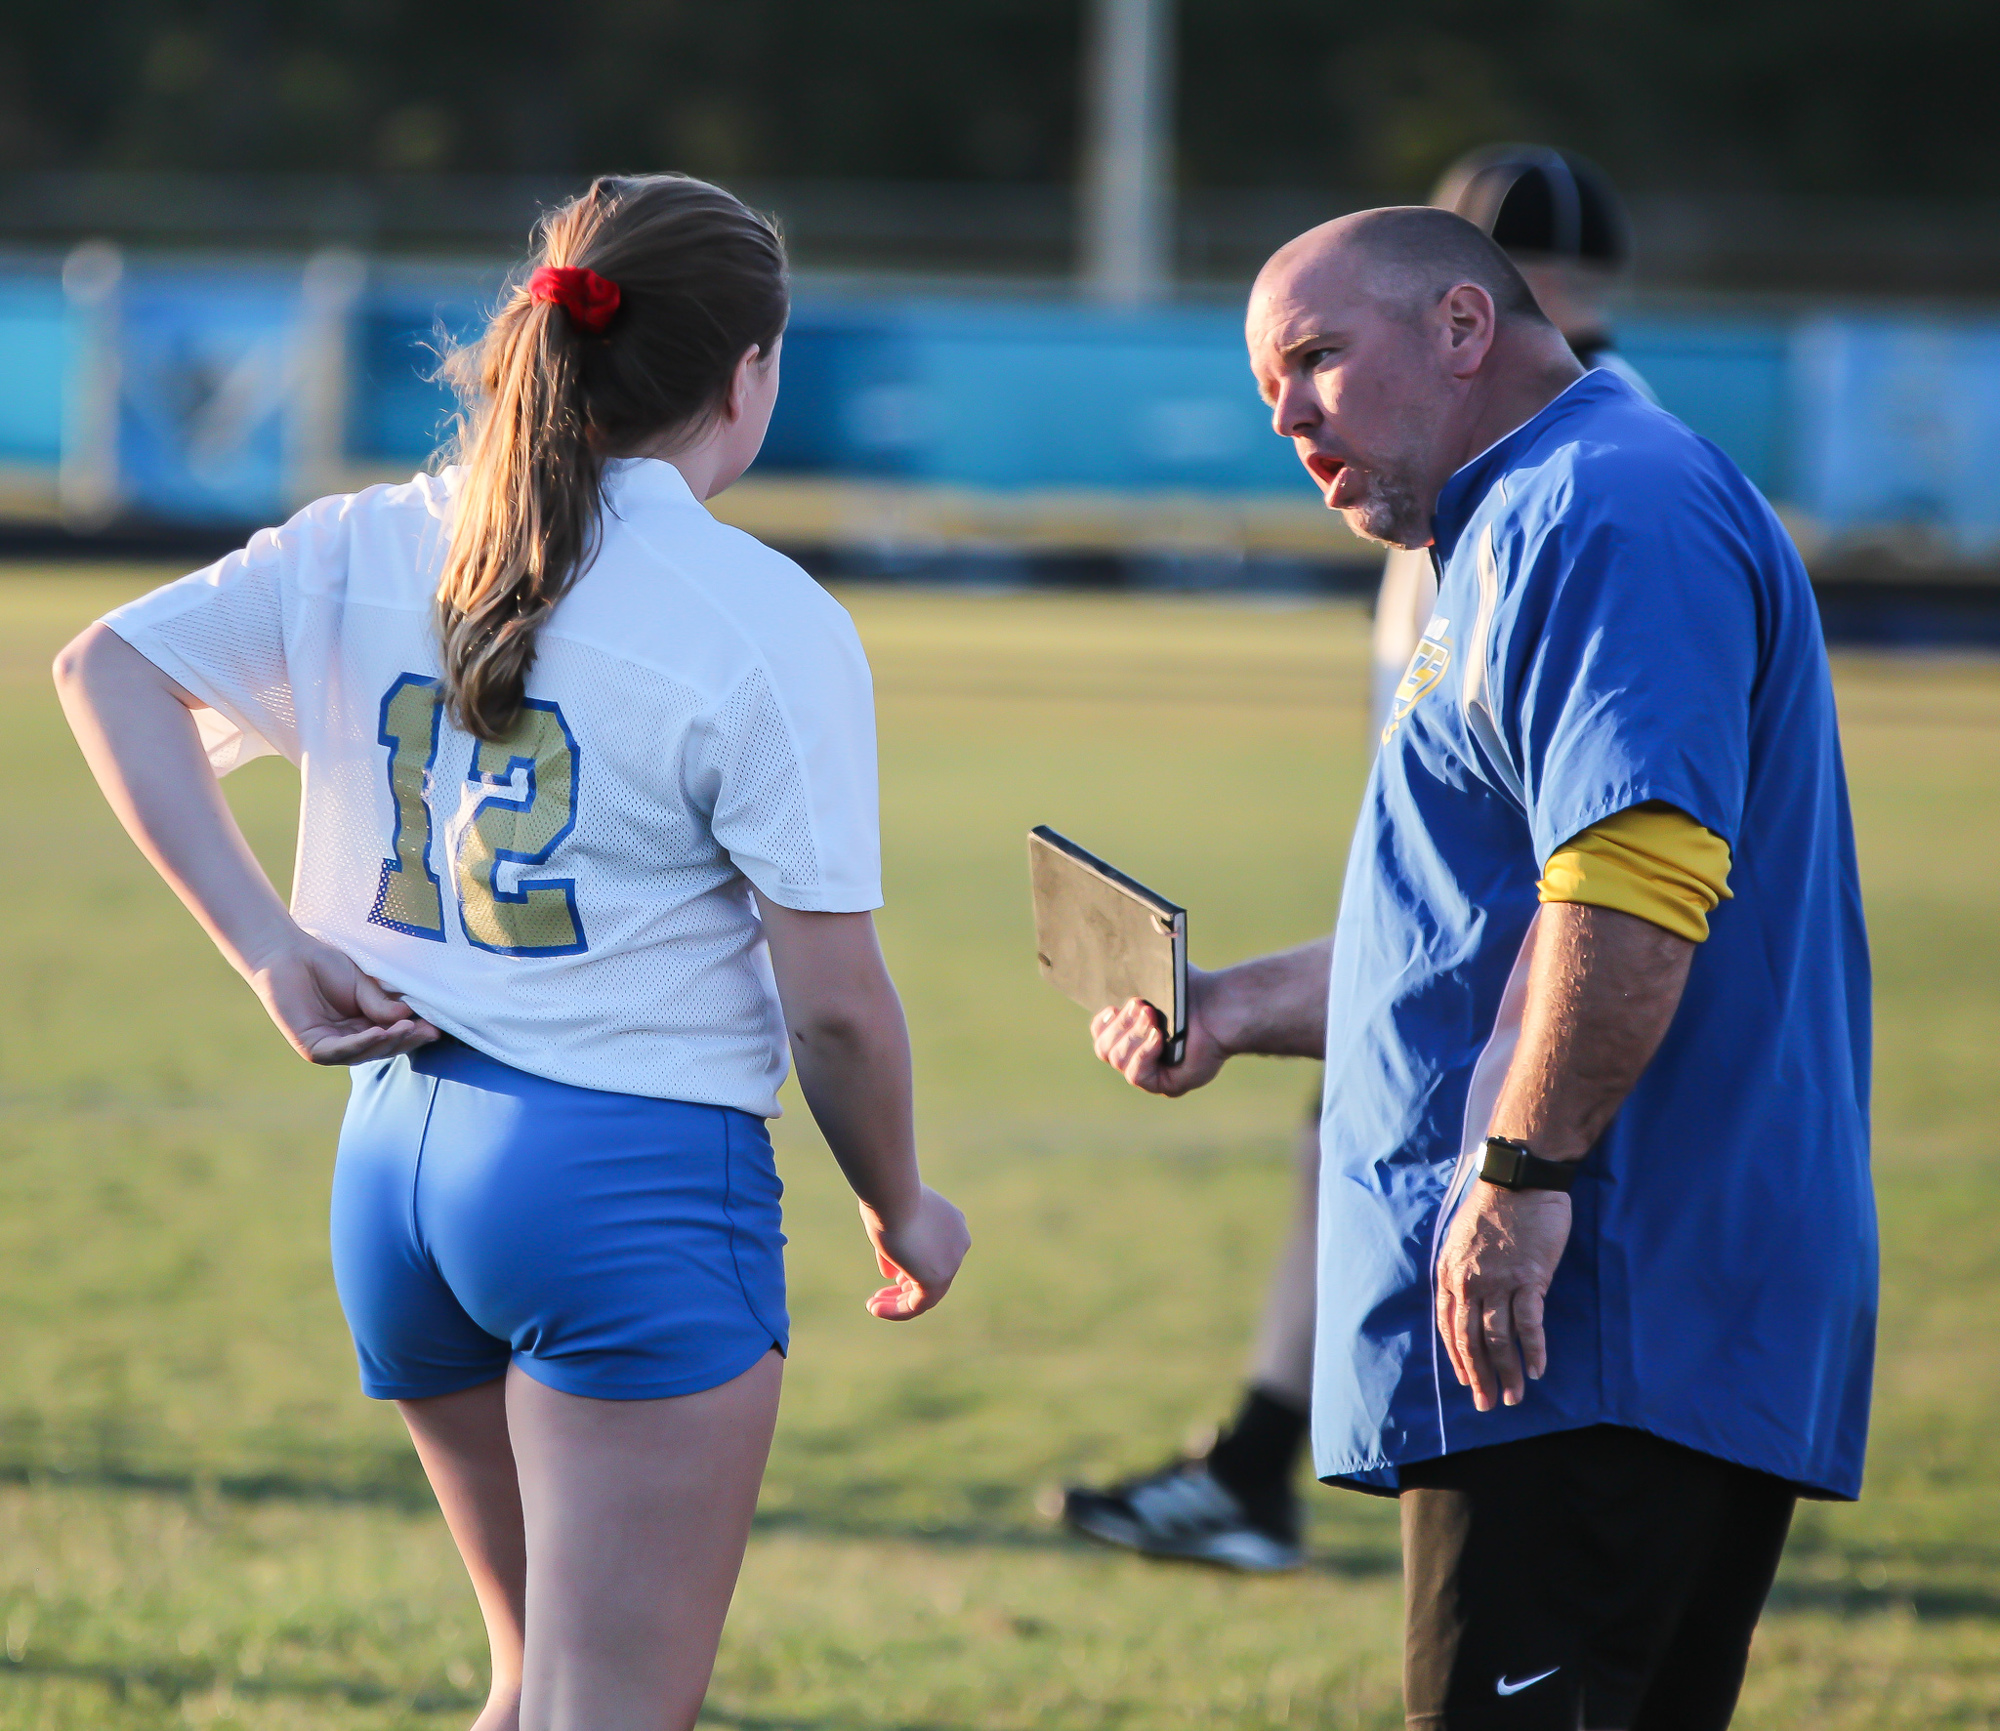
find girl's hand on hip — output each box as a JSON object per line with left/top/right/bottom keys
{"left": 861, "top": 1187, "right": 970, "bottom": 1321}
{"left": 245, "top": 934, "right": 441, "bottom": 1065}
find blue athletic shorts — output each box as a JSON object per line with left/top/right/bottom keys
{"left": 330, "top": 1039, "right": 788, "bottom": 1402}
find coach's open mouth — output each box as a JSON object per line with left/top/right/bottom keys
{"left": 1304, "top": 451, "right": 1353, "bottom": 506}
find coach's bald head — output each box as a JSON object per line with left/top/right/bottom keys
{"left": 1248, "top": 207, "right": 1582, "bottom": 548}
{"left": 1268, "top": 207, "right": 1549, "bottom": 326}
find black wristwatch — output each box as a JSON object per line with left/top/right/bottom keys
{"left": 1478, "top": 1136, "right": 1578, "bottom": 1193}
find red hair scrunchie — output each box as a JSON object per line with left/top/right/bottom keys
{"left": 528, "top": 265, "right": 622, "bottom": 333}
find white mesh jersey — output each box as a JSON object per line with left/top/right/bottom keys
{"left": 103, "top": 458, "right": 882, "bottom": 1116}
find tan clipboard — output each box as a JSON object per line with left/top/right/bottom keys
{"left": 1027, "top": 825, "right": 1187, "bottom": 1064}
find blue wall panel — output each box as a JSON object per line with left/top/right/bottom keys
{"left": 116, "top": 267, "right": 299, "bottom": 523}
{"left": 1619, "top": 318, "right": 1791, "bottom": 498}
{"left": 765, "top": 301, "right": 1299, "bottom": 494}
{"left": 899, "top": 304, "right": 1294, "bottom": 493}
{"left": 759, "top": 306, "right": 923, "bottom": 477}
{"left": 351, "top": 289, "right": 489, "bottom": 467}
{"left": 1789, "top": 319, "right": 2000, "bottom": 557}
{"left": 0, "top": 280, "right": 69, "bottom": 464}
{"left": 2, "top": 253, "right": 1997, "bottom": 552}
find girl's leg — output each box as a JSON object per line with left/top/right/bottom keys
{"left": 397, "top": 1378, "right": 529, "bottom": 1731}
{"left": 506, "top": 1348, "right": 783, "bottom": 1731}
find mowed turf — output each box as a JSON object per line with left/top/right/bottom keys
{"left": 0, "top": 569, "right": 1997, "bottom": 1729}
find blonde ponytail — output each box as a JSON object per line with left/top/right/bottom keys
{"left": 436, "top": 175, "right": 787, "bottom": 740}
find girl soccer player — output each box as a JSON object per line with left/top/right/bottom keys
{"left": 54, "top": 174, "right": 969, "bottom": 1731}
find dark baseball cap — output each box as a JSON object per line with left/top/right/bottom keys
{"left": 1430, "top": 145, "right": 1632, "bottom": 268}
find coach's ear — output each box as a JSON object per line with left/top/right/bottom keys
{"left": 1437, "top": 282, "right": 1499, "bottom": 380}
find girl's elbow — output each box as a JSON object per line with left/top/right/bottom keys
{"left": 787, "top": 1008, "right": 869, "bottom": 1054}
{"left": 52, "top": 622, "right": 120, "bottom": 697}
{"left": 786, "top": 987, "right": 902, "bottom": 1056}
{"left": 51, "top": 632, "right": 94, "bottom": 695}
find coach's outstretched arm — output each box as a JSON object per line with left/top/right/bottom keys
{"left": 1437, "top": 901, "right": 1693, "bottom": 1414}
{"left": 1091, "top": 936, "right": 1332, "bottom": 1097}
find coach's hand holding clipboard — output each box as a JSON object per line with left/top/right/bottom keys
{"left": 1027, "top": 827, "right": 1227, "bottom": 1095}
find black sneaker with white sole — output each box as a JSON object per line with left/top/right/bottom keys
{"left": 1059, "top": 1458, "right": 1303, "bottom": 1572}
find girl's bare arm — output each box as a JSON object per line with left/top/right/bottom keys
{"left": 755, "top": 897, "right": 969, "bottom": 1320}
{"left": 53, "top": 622, "right": 438, "bottom": 1065}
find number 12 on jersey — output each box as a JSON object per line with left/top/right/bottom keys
{"left": 369, "top": 673, "right": 588, "bottom": 957}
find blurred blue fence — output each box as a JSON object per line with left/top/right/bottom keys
{"left": 4, "top": 245, "right": 1998, "bottom": 571}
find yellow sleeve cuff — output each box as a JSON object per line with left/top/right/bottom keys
{"left": 1538, "top": 801, "right": 1734, "bottom": 943}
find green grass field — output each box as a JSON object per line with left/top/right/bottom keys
{"left": 2, "top": 569, "right": 1999, "bottom": 1729}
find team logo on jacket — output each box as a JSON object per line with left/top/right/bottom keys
{"left": 1382, "top": 618, "right": 1451, "bottom": 744}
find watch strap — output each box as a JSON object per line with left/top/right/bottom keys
{"left": 1479, "top": 1136, "right": 1578, "bottom": 1192}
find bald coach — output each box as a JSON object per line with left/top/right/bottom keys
{"left": 1089, "top": 208, "right": 1874, "bottom": 1730}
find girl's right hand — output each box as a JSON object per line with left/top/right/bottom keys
{"left": 861, "top": 1187, "right": 970, "bottom": 1321}
{"left": 244, "top": 933, "right": 441, "bottom": 1066}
